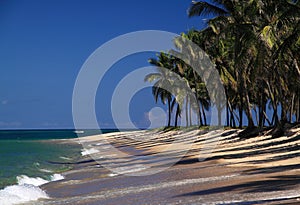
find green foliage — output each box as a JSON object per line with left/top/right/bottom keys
{"left": 146, "top": 0, "right": 300, "bottom": 131}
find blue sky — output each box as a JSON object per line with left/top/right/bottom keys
{"left": 0, "top": 0, "right": 206, "bottom": 129}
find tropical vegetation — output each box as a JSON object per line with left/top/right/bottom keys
{"left": 145, "top": 0, "right": 300, "bottom": 137}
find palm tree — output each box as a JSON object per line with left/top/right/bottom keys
{"left": 145, "top": 54, "right": 175, "bottom": 127}
{"left": 145, "top": 52, "right": 197, "bottom": 127}
{"left": 188, "top": 0, "right": 300, "bottom": 130}
{"left": 146, "top": 0, "right": 300, "bottom": 133}
{"left": 253, "top": 0, "right": 300, "bottom": 127}
{"left": 189, "top": 0, "right": 258, "bottom": 128}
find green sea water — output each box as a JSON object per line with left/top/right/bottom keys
{"left": 0, "top": 129, "right": 118, "bottom": 189}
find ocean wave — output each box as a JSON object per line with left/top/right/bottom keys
{"left": 39, "top": 168, "right": 53, "bottom": 173}
{"left": 50, "top": 173, "right": 64, "bottom": 181}
{"left": 0, "top": 184, "right": 48, "bottom": 205}
{"left": 59, "top": 156, "right": 72, "bottom": 160}
{"left": 17, "top": 175, "right": 49, "bottom": 186}
{"left": 0, "top": 174, "right": 64, "bottom": 205}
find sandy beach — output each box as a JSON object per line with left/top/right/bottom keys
{"left": 33, "top": 127, "right": 300, "bottom": 205}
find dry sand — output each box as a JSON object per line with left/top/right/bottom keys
{"left": 33, "top": 127, "right": 300, "bottom": 204}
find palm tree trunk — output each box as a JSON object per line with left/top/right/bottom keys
{"left": 272, "top": 105, "right": 279, "bottom": 126}
{"left": 218, "top": 107, "right": 222, "bottom": 126}
{"left": 189, "top": 102, "right": 192, "bottom": 126}
{"left": 201, "top": 103, "right": 207, "bottom": 126}
{"left": 231, "top": 114, "right": 236, "bottom": 128}
{"left": 226, "top": 100, "right": 230, "bottom": 127}
{"left": 239, "top": 104, "right": 243, "bottom": 128}
{"left": 167, "top": 99, "right": 171, "bottom": 127}
{"left": 192, "top": 71, "right": 202, "bottom": 126}
{"left": 199, "top": 104, "right": 204, "bottom": 126}
{"left": 290, "top": 94, "right": 295, "bottom": 123}
{"left": 263, "top": 110, "right": 272, "bottom": 126}
{"left": 175, "top": 103, "right": 180, "bottom": 127}
{"left": 297, "top": 93, "right": 300, "bottom": 122}
{"left": 254, "top": 107, "right": 259, "bottom": 126}
{"left": 258, "top": 97, "right": 267, "bottom": 128}
{"left": 245, "top": 91, "right": 255, "bottom": 128}
{"left": 228, "top": 101, "right": 236, "bottom": 128}
{"left": 185, "top": 97, "right": 189, "bottom": 127}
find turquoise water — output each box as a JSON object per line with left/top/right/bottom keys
{"left": 0, "top": 129, "right": 118, "bottom": 189}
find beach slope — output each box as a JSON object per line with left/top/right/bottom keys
{"left": 37, "top": 127, "right": 300, "bottom": 204}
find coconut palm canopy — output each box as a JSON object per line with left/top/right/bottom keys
{"left": 145, "top": 0, "right": 300, "bottom": 136}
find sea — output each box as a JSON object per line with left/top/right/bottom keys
{"left": 0, "top": 129, "right": 118, "bottom": 205}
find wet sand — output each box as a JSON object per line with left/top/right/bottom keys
{"left": 36, "top": 128, "right": 300, "bottom": 204}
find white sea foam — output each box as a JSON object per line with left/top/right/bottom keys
{"left": 59, "top": 156, "right": 72, "bottom": 160}
{"left": 74, "top": 130, "right": 84, "bottom": 134}
{"left": 50, "top": 173, "right": 64, "bottom": 181}
{"left": 0, "top": 184, "right": 49, "bottom": 205}
{"left": 39, "top": 168, "right": 53, "bottom": 173}
{"left": 81, "top": 148, "right": 99, "bottom": 156}
{"left": 0, "top": 173, "right": 64, "bottom": 205}
{"left": 17, "top": 175, "right": 49, "bottom": 186}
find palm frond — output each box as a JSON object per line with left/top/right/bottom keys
{"left": 144, "top": 73, "right": 161, "bottom": 82}
{"left": 188, "top": 1, "right": 228, "bottom": 18}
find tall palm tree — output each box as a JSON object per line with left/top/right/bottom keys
{"left": 145, "top": 54, "right": 175, "bottom": 127}
{"left": 189, "top": 0, "right": 258, "bottom": 128}
{"left": 146, "top": 0, "right": 300, "bottom": 133}
{"left": 188, "top": 0, "right": 300, "bottom": 130}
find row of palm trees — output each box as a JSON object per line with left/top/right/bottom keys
{"left": 145, "top": 0, "right": 300, "bottom": 133}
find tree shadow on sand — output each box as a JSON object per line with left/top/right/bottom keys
{"left": 175, "top": 175, "right": 300, "bottom": 197}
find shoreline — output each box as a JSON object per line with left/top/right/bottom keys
{"left": 0, "top": 137, "right": 83, "bottom": 205}
{"left": 37, "top": 128, "right": 300, "bottom": 204}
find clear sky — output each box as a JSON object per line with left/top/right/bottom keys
{"left": 0, "top": 0, "right": 206, "bottom": 129}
